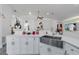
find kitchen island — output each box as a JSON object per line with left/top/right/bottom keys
{"left": 6, "top": 35, "right": 42, "bottom": 55}
{"left": 6, "top": 34, "right": 65, "bottom": 55}
{"left": 6, "top": 31, "right": 79, "bottom": 55}
{"left": 62, "top": 31, "right": 79, "bottom": 55}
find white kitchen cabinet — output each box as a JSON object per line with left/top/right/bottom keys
{"left": 6, "top": 36, "right": 20, "bottom": 55}
{"left": 20, "top": 37, "right": 28, "bottom": 54}
{"left": 25, "top": 37, "right": 34, "bottom": 54}
{"left": 6, "top": 36, "right": 13, "bottom": 55}
{"left": 64, "top": 42, "right": 79, "bottom": 55}
{"left": 40, "top": 43, "right": 64, "bottom": 55}
{"left": 19, "top": 36, "right": 34, "bottom": 54}
{"left": 6, "top": 35, "right": 40, "bottom": 55}
{"left": 33, "top": 37, "right": 40, "bottom": 54}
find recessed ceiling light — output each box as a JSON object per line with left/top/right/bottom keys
{"left": 13, "top": 10, "right": 17, "bottom": 12}
{"left": 28, "top": 12, "right": 32, "bottom": 15}
{"left": 46, "top": 12, "right": 50, "bottom": 15}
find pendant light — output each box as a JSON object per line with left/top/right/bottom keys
{"left": 37, "top": 9, "right": 44, "bottom": 20}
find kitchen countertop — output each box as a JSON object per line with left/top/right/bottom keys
{"left": 7, "top": 31, "right": 79, "bottom": 49}
{"left": 62, "top": 31, "right": 79, "bottom": 48}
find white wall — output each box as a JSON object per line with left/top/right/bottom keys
{"left": 1, "top": 5, "right": 12, "bottom": 36}
{"left": 0, "top": 17, "right": 2, "bottom": 48}
{"left": 0, "top": 5, "right": 58, "bottom": 36}
{"left": 11, "top": 14, "right": 58, "bottom": 32}
{"left": 0, "top": 5, "right": 12, "bottom": 48}
{"left": 0, "top": 5, "right": 58, "bottom": 37}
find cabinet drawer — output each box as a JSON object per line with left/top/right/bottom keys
{"left": 40, "top": 43, "right": 64, "bottom": 55}
{"left": 64, "top": 42, "right": 79, "bottom": 55}
{"left": 50, "top": 45, "right": 64, "bottom": 55}
{"left": 40, "top": 43, "right": 52, "bottom": 55}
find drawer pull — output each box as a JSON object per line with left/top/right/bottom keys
{"left": 12, "top": 42, "right": 15, "bottom": 45}
{"left": 47, "top": 48, "right": 51, "bottom": 52}
{"left": 25, "top": 42, "right": 28, "bottom": 45}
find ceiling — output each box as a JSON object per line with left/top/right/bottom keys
{"left": 3, "top": 4, "right": 79, "bottom": 21}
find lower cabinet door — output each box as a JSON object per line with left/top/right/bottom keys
{"left": 6, "top": 36, "right": 14, "bottom": 55}
{"left": 20, "top": 37, "right": 27, "bottom": 54}
{"left": 6, "top": 36, "right": 20, "bottom": 55}
{"left": 40, "top": 43, "right": 50, "bottom": 55}
{"left": 33, "top": 37, "right": 40, "bottom": 54}
{"left": 20, "top": 37, "right": 33, "bottom": 55}
{"left": 26, "top": 37, "right": 34, "bottom": 54}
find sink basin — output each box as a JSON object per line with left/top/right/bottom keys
{"left": 41, "top": 35, "right": 62, "bottom": 40}
{"left": 42, "top": 35, "right": 53, "bottom": 38}
{"left": 40, "top": 35, "right": 63, "bottom": 48}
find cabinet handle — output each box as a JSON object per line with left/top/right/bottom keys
{"left": 71, "top": 49, "right": 74, "bottom": 51}
{"left": 34, "top": 38, "right": 35, "bottom": 40}
{"left": 12, "top": 41, "right": 15, "bottom": 45}
{"left": 64, "top": 50, "right": 67, "bottom": 55}
{"left": 47, "top": 48, "right": 51, "bottom": 52}
{"left": 25, "top": 42, "right": 28, "bottom": 45}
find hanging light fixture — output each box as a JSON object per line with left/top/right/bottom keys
{"left": 28, "top": 11, "right": 32, "bottom": 15}
{"left": 37, "top": 9, "right": 44, "bottom": 20}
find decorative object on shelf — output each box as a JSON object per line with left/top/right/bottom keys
{"left": 14, "top": 17, "right": 22, "bottom": 29}
{"left": 37, "top": 16, "right": 44, "bottom": 20}
{"left": 24, "top": 20, "right": 30, "bottom": 31}
{"left": 36, "top": 10, "right": 44, "bottom": 31}
{"left": 10, "top": 25, "right": 15, "bottom": 34}
{"left": 11, "top": 27, "right": 15, "bottom": 34}
{"left": 56, "top": 23, "right": 63, "bottom": 35}
{"left": 39, "top": 22, "right": 43, "bottom": 30}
